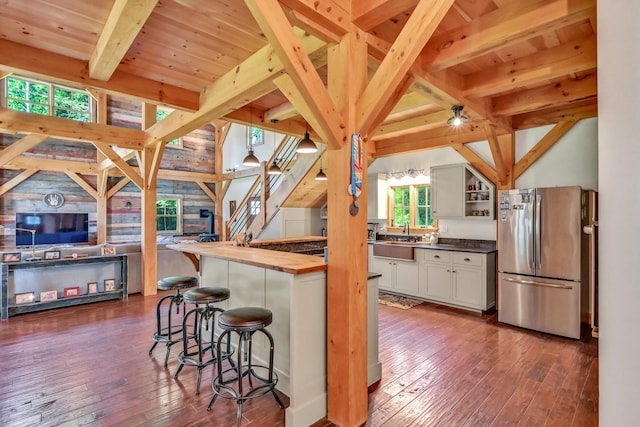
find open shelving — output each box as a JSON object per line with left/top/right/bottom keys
{"left": 1, "top": 255, "right": 128, "bottom": 319}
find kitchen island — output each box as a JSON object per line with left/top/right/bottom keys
{"left": 168, "top": 239, "right": 381, "bottom": 427}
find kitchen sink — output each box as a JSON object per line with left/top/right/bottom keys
{"left": 380, "top": 241, "right": 424, "bottom": 246}
{"left": 373, "top": 242, "right": 415, "bottom": 260}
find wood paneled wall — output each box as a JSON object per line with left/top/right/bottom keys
{"left": 0, "top": 97, "right": 216, "bottom": 249}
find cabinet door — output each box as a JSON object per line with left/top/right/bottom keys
{"left": 371, "top": 257, "right": 393, "bottom": 291}
{"left": 393, "top": 260, "right": 419, "bottom": 296}
{"left": 452, "top": 266, "right": 483, "bottom": 308}
{"left": 431, "top": 165, "right": 464, "bottom": 218}
{"left": 424, "top": 262, "right": 451, "bottom": 301}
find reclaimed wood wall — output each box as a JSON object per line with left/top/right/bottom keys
{"left": 0, "top": 97, "right": 216, "bottom": 249}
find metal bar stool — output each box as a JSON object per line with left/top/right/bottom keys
{"left": 148, "top": 276, "right": 198, "bottom": 366}
{"left": 174, "top": 287, "right": 233, "bottom": 395}
{"left": 207, "top": 307, "right": 284, "bottom": 426}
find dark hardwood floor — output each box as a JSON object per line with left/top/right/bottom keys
{"left": 0, "top": 293, "right": 597, "bottom": 426}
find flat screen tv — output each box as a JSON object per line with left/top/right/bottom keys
{"left": 15, "top": 213, "right": 89, "bottom": 246}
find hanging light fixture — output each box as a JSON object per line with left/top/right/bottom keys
{"left": 446, "top": 105, "right": 469, "bottom": 127}
{"left": 242, "top": 104, "right": 260, "bottom": 166}
{"left": 315, "top": 155, "right": 328, "bottom": 181}
{"left": 296, "top": 123, "right": 317, "bottom": 153}
{"left": 267, "top": 119, "right": 282, "bottom": 175}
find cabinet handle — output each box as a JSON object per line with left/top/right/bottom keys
{"left": 464, "top": 258, "right": 470, "bottom": 261}
{"left": 434, "top": 255, "right": 440, "bottom": 259}
{"left": 452, "top": 270, "right": 456, "bottom": 273}
{"left": 446, "top": 269, "right": 450, "bottom": 272}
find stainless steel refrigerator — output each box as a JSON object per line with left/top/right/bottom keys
{"left": 498, "top": 186, "right": 583, "bottom": 339}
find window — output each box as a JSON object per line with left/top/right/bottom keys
{"left": 156, "top": 107, "right": 183, "bottom": 147}
{"left": 247, "top": 126, "right": 264, "bottom": 148}
{"left": 3, "top": 75, "right": 94, "bottom": 122}
{"left": 156, "top": 198, "right": 182, "bottom": 234}
{"left": 390, "top": 184, "right": 434, "bottom": 228}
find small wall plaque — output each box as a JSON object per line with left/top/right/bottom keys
{"left": 43, "top": 192, "right": 64, "bottom": 208}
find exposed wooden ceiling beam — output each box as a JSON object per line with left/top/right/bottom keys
{"left": 90, "top": 0, "right": 159, "bottom": 81}
{"left": 65, "top": 171, "right": 99, "bottom": 199}
{"left": 452, "top": 144, "right": 498, "bottom": 184}
{"left": 484, "top": 124, "right": 507, "bottom": 186}
{"left": 4, "top": 157, "right": 99, "bottom": 174}
{"left": 0, "top": 169, "right": 38, "bottom": 197}
{"left": 0, "top": 39, "right": 199, "bottom": 112}
{"left": 223, "top": 105, "right": 312, "bottom": 139}
{"left": 106, "top": 177, "right": 132, "bottom": 198}
{"left": 374, "top": 110, "right": 452, "bottom": 139}
{"left": 264, "top": 101, "right": 299, "bottom": 122}
{"left": 0, "top": 108, "right": 144, "bottom": 149}
{"left": 374, "top": 123, "right": 487, "bottom": 157}
{"left": 492, "top": 72, "right": 597, "bottom": 116}
{"left": 0, "top": 134, "right": 48, "bottom": 167}
{"left": 279, "top": 0, "right": 350, "bottom": 37}
{"left": 352, "top": 0, "right": 420, "bottom": 31}
{"left": 364, "top": 29, "right": 512, "bottom": 133}
{"left": 357, "top": 0, "right": 454, "bottom": 135}
{"left": 3, "top": 154, "right": 216, "bottom": 184}
{"left": 93, "top": 142, "right": 144, "bottom": 189}
{"left": 512, "top": 98, "right": 597, "bottom": 129}
{"left": 246, "top": 0, "right": 344, "bottom": 148}
{"left": 513, "top": 120, "right": 577, "bottom": 180}
{"left": 144, "top": 27, "right": 326, "bottom": 147}
{"left": 464, "top": 35, "right": 597, "bottom": 98}
{"left": 421, "top": 0, "right": 595, "bottom": 72}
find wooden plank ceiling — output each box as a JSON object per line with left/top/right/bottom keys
{"left": 0, "top": 0, "right": 597, "bottom": 199}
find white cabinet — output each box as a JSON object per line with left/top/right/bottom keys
{"left": 431, "top": 164, "right": 464, "bottom": 218}
{"left": 418, "top": 249, "right": 496, "bottom": 311}
{"left": 367, "top": 173, "right": 388, "bottom": 220}
{"left": 430, "top": 163, "right": 495, "bottom": 219}
{"left": 370, "top": 256, "right": 418, "bottom": 295}
{"left": 280, "top": 207, "right": 323, "bottom": 237}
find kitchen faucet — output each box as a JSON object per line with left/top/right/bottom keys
{"left": 403, "top": 222, "right": 409, "bottom": 235}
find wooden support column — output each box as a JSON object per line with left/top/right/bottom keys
{"left": 498, "top": 132, "right": 515, "bottom": 189}
{"left": 326, "top": 28, "right": 369, "bottom": 426}
{"left": 141, "top": 103, "right": 158, "bottom": 296}
{"left": 95, "top": 92, "right": 109, "bottom": 244}
{"left": 212, "top": 120, "right": 229, "bottom": 237}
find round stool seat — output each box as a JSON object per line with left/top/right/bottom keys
{"left": 157, "top": 276, "right": 198, "bottom": 291}
{"left": 183, "top": 287, "right": 230, "bottom": 305}
{"left": 218, "top": 307, "right": 272, "bottom": 332}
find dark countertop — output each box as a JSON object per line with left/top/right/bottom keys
{"left": 369, "top": 237, "right": 496, "bottom": 254}
{"left": 368, "top": 272, "right": 382, "bottom": 279}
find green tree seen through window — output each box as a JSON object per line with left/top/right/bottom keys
{"left": 5, "top": 76, "right": 92, "bottom": 121}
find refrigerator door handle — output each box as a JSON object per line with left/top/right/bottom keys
{"left": 535, "top": 194, "right": 542, "bottom": 270}
{"left": 503, "top": 277, "right": 573, "bottom": 290}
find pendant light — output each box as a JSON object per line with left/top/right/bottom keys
{"left": 446, "top": 105, "right": 468, "bottom": 127}
{"left": 315, "top": 155, "right": 327, "bottom": 180}
{"left": 242, "top": 104, "right": 260, "bottom": 166}
{"left": 267, "top": 119, "right": 282, "bottom": 175}
{"left": 296, "top": 123, "right": 317, "bottom": 153}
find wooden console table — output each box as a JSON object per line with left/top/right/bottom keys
{"left": 1, "top": 255, "right": 127, "bottom": 319}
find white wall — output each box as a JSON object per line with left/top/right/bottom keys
{"left": 598, "top": 2, "right": 640, "bottom": 424}
{"left": 516, "top": 119, "right": 598, "bottom": 190}
{"left": 368, "top": 120, "right": 598, "bottom": 240}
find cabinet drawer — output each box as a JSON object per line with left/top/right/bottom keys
{"left": 422, "top": 250, "right": 451, "bottom": 263}
{"left": 452, "top": 252, "right": 484, "bottom": 267}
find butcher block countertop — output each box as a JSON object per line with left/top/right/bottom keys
{"left": 167, "top": 241, "right": 327, "bottom": 275}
